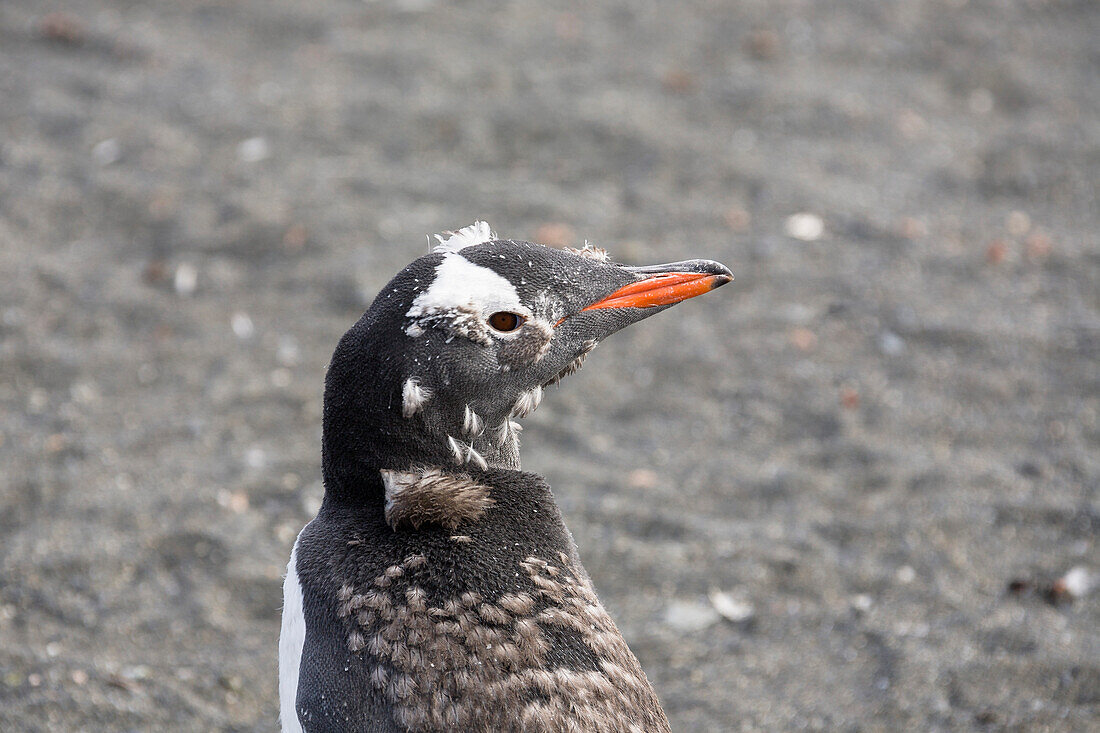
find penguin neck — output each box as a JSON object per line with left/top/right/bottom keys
{"left": 320, "top": 328, "right": 523, "bottom": 504}
{"left": 320, "top": 410, "right": 521, "bottom": 505}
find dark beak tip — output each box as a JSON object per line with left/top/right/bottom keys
{"left": 625, "top": 258, "right": 734, "bottom": 279}
{"left": 700, "top": 260, "right": 733, "bottom": 287}
{"left": 684, "top": 259, "right": 733, "bottom": 285}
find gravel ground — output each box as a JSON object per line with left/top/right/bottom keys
{"left": 1, "top": 1, "right": 1098, "bottom": 731}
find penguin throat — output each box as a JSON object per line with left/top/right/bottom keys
{"left": 397, "top": 385, "right": 524, "bottom": 473}
{"left": 381, "top": 467, "right": 494, "bottom": 531}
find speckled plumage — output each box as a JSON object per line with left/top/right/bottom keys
{"left": 281, "top": 226, "right": 731, "bottom": 732}
{"left": 333, "top": 471, "right": 669, "bottom": 732}
{"left": 382, "top": 468, "right": 493, "bottom": 531}
{"left": 291, "top": 469, "right": 672, "bottom": 732}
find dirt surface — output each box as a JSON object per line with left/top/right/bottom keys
{"left": 1, "top": 1, "right": 1098, "bottom": 730}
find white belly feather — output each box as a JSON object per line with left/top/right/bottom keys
{"left": 279, "top": 539, "right": 306, "bottom": 733}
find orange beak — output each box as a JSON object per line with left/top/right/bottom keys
{"left": 581, "top": 270, "right": 733, "bottom": 312}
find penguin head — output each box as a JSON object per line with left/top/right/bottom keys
{"left": 322, "top": 222, "right": 732, "bottom": 497}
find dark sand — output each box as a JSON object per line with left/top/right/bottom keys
{"left": 1, "top": 1, "right": 1097, "bottom": 730}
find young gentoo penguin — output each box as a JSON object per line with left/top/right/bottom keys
{"left": 280, "top": 222, "right": 732, "bottom": 732}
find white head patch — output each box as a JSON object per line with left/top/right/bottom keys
{"left": 432, "top": 221, "right": 496, "bottom": 253}
{"left": 405, "top": 253, "right": 528, "bottom": 342}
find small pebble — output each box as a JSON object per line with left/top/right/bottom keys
{"left": 174, "top": 263, "right": 198, "bottom": 295}
{"left": 661, "top": 68, "right": 697, "bottom": 94}
{"left": 627, "top": 469, "right": 658, "bottom": 489}
{"left": 231, "top": 312, "right": 255, "bottom": 339}
{"left": 1006, "top": 210, "right": 1031, "bottom": 236}
{"left": 665, "top": 600, "right": 719, "bottom": 632}
{"left": 1060, "top": 566, "right": 1094, "bottom": 599}
{"left": 784, "top": 213, "right": 824, "bottom": 241}
{"left": 788, "top": 327, "right": 817, "bottom": 352}
{"left": 781, "top": 304, "right": 814, "bottom": 325}
{"left": 746, "top": 29, "right": 780, "bottom": 60}
{"left": 40, "top": 12, "right": 84, "bottom": 44}
{"left": 148, "top": 191, "right": 176, "bottom": 219}
{"left": 283, "top": 224, "right": 308, "bottom": 250}
{"left": 106, "top": 674, "right": 139, "bottom": 692}
{"left": 723, "top": 206, "right": 751, "bottom": 232}
{"left": 143, "top": 260, "right": 168, "bottom": 284}
{"left": 270, "top": 368, "right": 292, "bottom": 388}
{"left": 2, "top": 307, "right": 25, "bottom": 327}
{"left": 1016, "top": 461, "right": 1042, "bottom": 478}
{"left": 1025, "top": 231, "right": 1052, "bottom": 260}
{"left": 985, "top": 239, "right": 1008, "bottom": 264}
{"left": 555, "top": 11, "right": 581, "bottom": 41}
{"left": 92, "top": 138, "right": 121, "bottom": 166}
{"left": 245, "top": 446, "right": 266, "bottom": 469}
{"left": 122, "top": 665, "right": 151, "bottom": 680}
{"left": 219, "top": 674, "right": 243, "bottom": 692}
{"left": 709, "top": 590, "right": 755, "bottom": 623}
{"left": 276, "top": 336, "right": 300, "bottom": 366}
{"left": 71, "top": 381, "right": 99, "bottom": 404}
{"left": 896, "top": 216, "right": 927, "bottom": 239}
{"left": 217, "top": 490, "right": 250, "bottom": 513}
{"left": 238, "top": 136, "right": 270, "bottom": 163}
{"left": 968, "top": 88, "right": 994, "bottom": 114}
{"left": 28, "top": 388, "right": 50, "bottom": 413}
{"left": 878, "top": 330, "right": 905, "bottom": 356}
{"left": 895, "top": 110, "right": 928, "bottom": 140}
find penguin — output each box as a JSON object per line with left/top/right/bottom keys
{"left": 280, "top": 222, "right": 732, "bottom": 732}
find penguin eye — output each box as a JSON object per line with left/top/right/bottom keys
{"left": 488, "top": 311, "right": 525, "bottom": 333}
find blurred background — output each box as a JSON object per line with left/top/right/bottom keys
{"left": 1, "top": 1, "right": 1097, "bottom": 730}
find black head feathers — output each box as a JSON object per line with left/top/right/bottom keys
{"left": 321, "top": 222, "right": 732, "bottom": 500}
